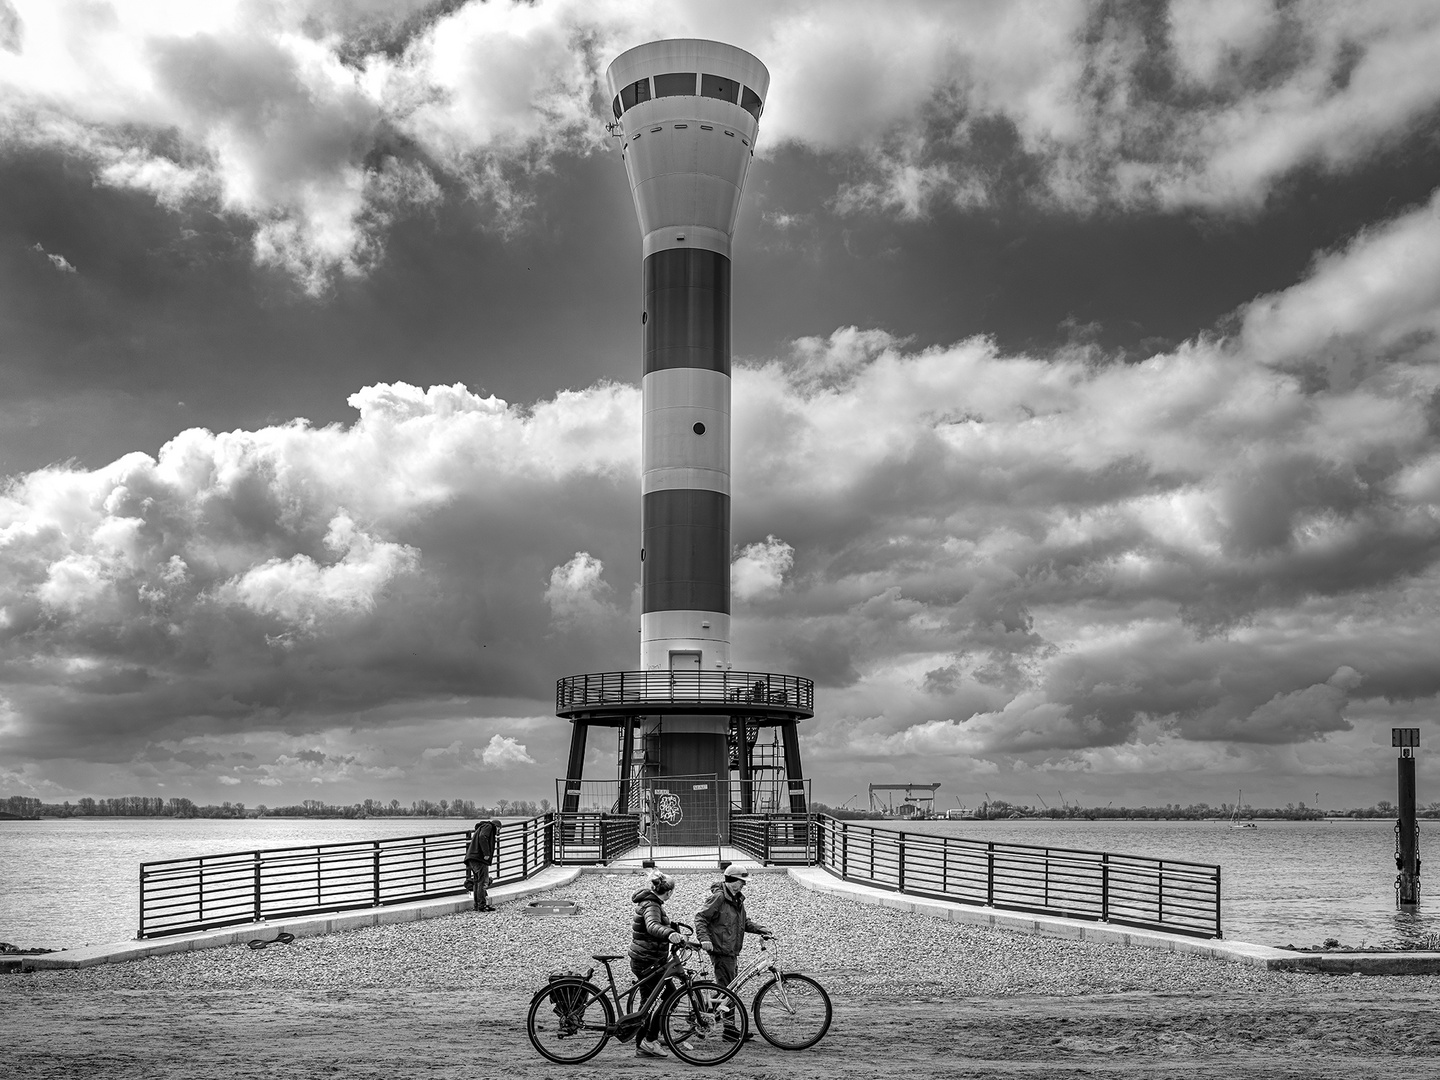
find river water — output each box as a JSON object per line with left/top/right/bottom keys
{"left": 1, "top": 816, "right": 1434, "bottom": 950}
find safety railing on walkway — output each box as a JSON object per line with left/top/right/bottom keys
{"left": 138, "top": 813, "right": 554, "bottom": 939}
{"left": 816, "top": 817, "right": 1222, "bottom": 939}
{"left": 553, "top": 811, "right": 642, "bottom": 864}
{"left": 731, "top": 813, "right": 817, "bottom": 865}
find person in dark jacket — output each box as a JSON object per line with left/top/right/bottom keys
{"left": 695, "top": 865, "right": 771, "bottom": 988}
{"left": 695, "top": 865, "right": 770, "bottom": 1042}
{"left": 628, "top": 870, "right": 688, "bottom": 1059}
{"left": 464, "top": 820, "right": 500, "bottom": 912}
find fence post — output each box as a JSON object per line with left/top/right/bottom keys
{"left": 198, "top": 859, "right": 205, "bottom": 925}
{"left": 1215, "top": 865, "right": 1223, "bottom": 939}
{"left": 1158, "top": 860, "right": 1165, "bottom": 925}
{"left": 986, "top": 842, "right": 995, "bottom": 906}
{"left": 422, "top": 835, "right": 428, "bottom": 892}
{"left": 372, "top": 840, "right": 381, "bottom": 907}
{"left": 898, "top": 832, "right": 906, "bottom": 891}
{"left": 138, "top": 864, "right": 146, "bottom": 939}
{"left": 841, "top": 824, "right": 848, "bottom": 878}
{"left": 1101, "top": 853, "right": 1109, "bottom": 922}
{"left": 942, "top": 841, "right": 949, "bottom": 895}
{"left": 254, "top": 851, "right": 262, "bottom": 923}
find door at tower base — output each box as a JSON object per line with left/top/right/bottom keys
{"left": 651, "top": 726, "right": 730, "bottom": 845}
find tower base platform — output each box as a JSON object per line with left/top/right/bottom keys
{"left": 605, "top": 844, "right": 755, "bottom": 870}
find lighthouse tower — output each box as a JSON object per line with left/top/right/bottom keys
{"left": 557, "top": 40, "right": 810, "bottom": 844}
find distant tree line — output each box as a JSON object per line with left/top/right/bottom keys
{"left": 1, "top": 794, "right": 552, "bottom": 820}
{"left": 808, "top": 798, "right": 1440, "bottom": 821}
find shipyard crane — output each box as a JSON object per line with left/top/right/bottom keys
{"left": 869, "top": 782, "right": 942, "bottom": 817}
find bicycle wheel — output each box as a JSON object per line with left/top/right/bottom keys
{"left": 526, "top": 979, "right": 614, "bottom": 1064}
{"left": 659, "top": 981, "right": 747, "bottom": 1066}
{"left": 753, "top": 973, "right": 832, "bottom": 1050}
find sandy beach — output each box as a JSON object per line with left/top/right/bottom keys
{"left": 4, "top": 872, "right": 1439, "bottom": 1078}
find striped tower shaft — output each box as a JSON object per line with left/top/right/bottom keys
{"left": 607, "top": 40, "right": 769, "bottom": 785}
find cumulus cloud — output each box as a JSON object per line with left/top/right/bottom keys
{"left": 482, "top": 733, "right": 535, "bottom": 767}
{"left": 4, "top": 2, "right": 1439, "bottom": 287}
{"left": 214, "top": 511, "right": 419, "bottom": 631}
{"left": 30, "top": 243, "right": 76, "bottom": 273}
{"left": 544, "top": 552, "right": 619, "bottom": 628}
{"left": 0, "top": 379, "right": 640, "bottom": 769}
{"left": 732, "top": 535, "right": 794, "bottom": 601}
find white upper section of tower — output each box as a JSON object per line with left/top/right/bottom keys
{"left": 606, "top": 40, "right": 770, "bottom": 257}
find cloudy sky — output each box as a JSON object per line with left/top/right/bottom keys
{"left": 3, "top": 0, "right": 1440, "bottom": 812}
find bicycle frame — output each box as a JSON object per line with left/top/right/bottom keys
{"left": 599, "top": 949, "right": 691, "bottom": 1031}
{"left": 725, "top": 938, "right": 786, "bottom": 999}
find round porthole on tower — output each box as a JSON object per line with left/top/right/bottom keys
{"left": 693, "top": 422, "right": 706, "bottom": 435}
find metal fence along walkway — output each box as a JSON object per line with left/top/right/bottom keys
{"left": 816, "top": 817, "right": 1222, "bottom": 939}
{"left": 135, "top": 811, "right": 1222, "bottom": 942}
{"left": 137, "top": 815, "right": 552, "bottom": 939}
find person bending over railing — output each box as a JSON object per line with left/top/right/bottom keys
{"left": 464, "top": 819, "right": 501, "bottom": 912}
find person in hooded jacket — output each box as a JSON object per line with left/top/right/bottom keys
{"left": 695, "top": 865, "right": 771, "bottom": 1042}
{"left": 464, "top": 819, "right": 500, "bottom": 912}
{"left": 628, "top": 869, "right": 688, "bottom": 1059}
{"left": 695, "top": 866, "right": 771, "bottom": 986}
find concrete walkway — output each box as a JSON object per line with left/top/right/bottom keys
{"left": 13, "top": 861, "right": 1440, "bottom": 975}
{"left": 12, "top": 866, "right": 582, "bottom": 973}
{"left": 785, "top": 866, "right": 1440, "bottom": 975}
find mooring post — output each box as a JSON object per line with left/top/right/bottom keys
{"left": 1393, "top": 726, "right": 1420, "bottom": 909}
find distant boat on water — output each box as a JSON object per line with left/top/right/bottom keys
{"left": 1230, "top": 790, "right": 1258, "bottom": 829}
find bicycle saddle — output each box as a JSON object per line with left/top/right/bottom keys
{"left": 591, "top": 953, "right": 625, "bottom": 962}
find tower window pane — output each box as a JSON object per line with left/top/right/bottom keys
{"left": 741, "top": 87, "right": 762, "bottom": 120}
{"left": 654, "top": 72, "right": 696, "bottom": 97}
{"left": 700, "top": 74, "right": 739, "bottom": 103}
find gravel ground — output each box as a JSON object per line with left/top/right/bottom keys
{"left": 8, "top": 870, "right": 1436, "bottom": 1000}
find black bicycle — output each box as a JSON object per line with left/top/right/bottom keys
{"left": 526, "top": 921, "right": 750, "bottom": 1067}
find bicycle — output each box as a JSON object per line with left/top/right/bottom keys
{"left": 526, "top": 921, "right": 750, "bottom": 1067}
{"left": 720, "top": 936, "right": 832, "bottom": 1050}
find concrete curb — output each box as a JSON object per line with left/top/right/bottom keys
{"left": 784, "top": 866, "right": 1440, "bottom": 976}
{"left": 17, "top": 866, "right": 582, "bottom": 972}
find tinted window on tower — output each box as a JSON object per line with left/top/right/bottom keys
{"left": 653, "top": 72, "right": 696, "bottom": 97}
{"left": 741, "top": 87, "right": 763, "bottom": 120}
{"left": 620, "top": 78, "right": 651, "bottom": 112}
{"left": 700, "top": 74, "right": 738, "bottom": 103}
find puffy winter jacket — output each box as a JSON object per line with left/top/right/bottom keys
{"left": 694, "top": 883, "right": 770, "bottom": 957}
{"left": 629, "top": 887, "right": 677, "bottom": 965}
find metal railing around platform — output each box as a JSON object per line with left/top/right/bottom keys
{"left": 137, "top": 814, "right": 554, "bottom": 939}
{"left": 552, "top": 811, "right": 643, "bottom": 864}
{"left": 556, "top": 669, "right": 814, "bottom": 717}
{"left": 816, "top": 817, "right": 1222, "bottom": 939}
{"left": 731, "top": 814, "right": 817, "bottom": 865}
